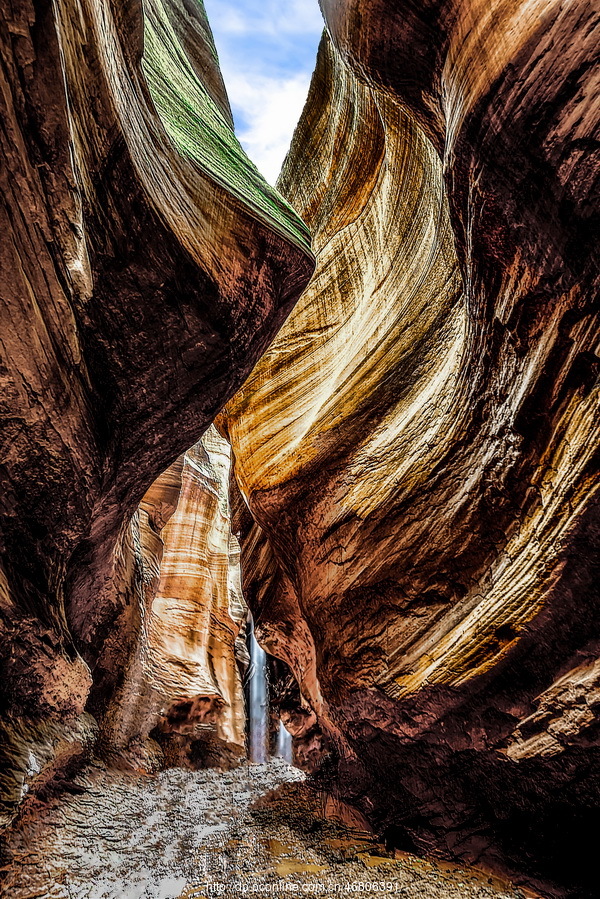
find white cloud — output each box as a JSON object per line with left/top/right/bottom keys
{"left": 221, "top": 70, "right": 313, "bottom": 184}
{"left": 208, "top": 0, "right": 323, "bottom": 38}
{"left": 216, "top": 8, "right": 249, "bottom": 34}
{"left": 204, "top": 0, "right": 323, "bottom": 184}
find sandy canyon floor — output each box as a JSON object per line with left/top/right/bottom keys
{"left": 0, "top": 760, "right": 532, "bottom": 899}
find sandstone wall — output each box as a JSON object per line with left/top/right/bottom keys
{"left": 221, "top": 4, "right": 600, "bottom": 892}
{"left": 99, "top": 427, "right": 247, "bottom": 772}
{"left": 0, "top": 0, "right": 312, "bottom": 825}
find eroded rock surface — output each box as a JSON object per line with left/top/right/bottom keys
{"left": 0, "top": 0, "right": 312, "bottom": 824}
{"left": 98, "top": 427, "right": 248, "bottom": 771}
{"left": 221, "top": 4, "right": 600, "bottom": 894}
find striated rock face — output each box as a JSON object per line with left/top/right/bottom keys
{"left": 2, "top": 0, "right": 599, "bottom": 892}
{"left": 221, "top": 4, "right": 600, "bottom": 893}
{"left": 147, "top": 432, "right": 246, "bottom": 751}
{"left": 0, "top": 0, "right": 312, "bottom": 823}
{"left": 99, "top": 427, "right": 247, "bottom": 772}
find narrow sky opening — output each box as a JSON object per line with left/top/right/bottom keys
{"left": 203, "top": 0, "right": 323, "bottom": 185}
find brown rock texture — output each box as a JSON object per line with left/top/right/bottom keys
{"left": 0, "top": 759, "right": 524, "bottom": 899}
{"left": 221, "top": 4, "right": 600, "bottom": 894}
{"left": 101, "top": 427, "right": 247, "bottom": 768}
{"left": 2, "top": 0, "right": 599, "bottom": 894}
{"left": 0, "top": 0, "right": 312, "bottom": 823}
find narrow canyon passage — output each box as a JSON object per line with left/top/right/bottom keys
{"left": 0, "top": 0, "right": 598, "bottom": 897}
{"left": 1, "top": 759, "right": 524, "bottom": 899}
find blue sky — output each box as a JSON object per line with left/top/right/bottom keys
{"left": 203, "top": 0, "right": 324, "bottom": 184}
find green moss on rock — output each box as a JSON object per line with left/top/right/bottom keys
{"left": 142, "top": 0, "right": 312, "bottom": 254}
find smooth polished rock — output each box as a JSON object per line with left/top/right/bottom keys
{"left": 99, "top": 428, "right": 247, "bottom": 769}
{"left": 221, "top": 5, "right": 600, "bottom": 893}
{"left": 0, "top": 0, "right": 313, "bottom": 824}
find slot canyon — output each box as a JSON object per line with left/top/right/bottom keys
{"left": 0, "top": 0, "right": 599, "bottom": 897}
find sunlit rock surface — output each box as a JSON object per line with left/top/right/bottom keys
{"left": 0, "top": 0, "right": 312, "bottom": 825}
{"left": 100, "top": 427, "right": 247, "bottom": 770}
{"left": 221, "top": 4, "right": 600, "bottom": 893}
{"left": 147, "top": 431, "right": 246, "bottom": 753}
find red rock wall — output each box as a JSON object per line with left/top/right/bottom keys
{"left": 100, "top": 428, "right": 247, "bottom": 771}
{"left": 0, "top": 0, "right": 312, "bottom": 826}
{"left": 222, "top": 4, "right": 600, "bottom": 893}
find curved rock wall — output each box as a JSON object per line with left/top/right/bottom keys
{"left": 100, "top": 427, "right": 247, "bottom": 771}
{"left": 2, "top": 0, "right": 599, "bottom": 891}
{"left": 145, "top": 429, "right": 246, "bottom": 758}
{"left": 222, "top": 5, "right": 600, "bottom": 893}
{"left": 223, "top": 35, "right": 466, "bottom": 709}
{"left": 0, "top": 0, "right": 312, "bottom": 824}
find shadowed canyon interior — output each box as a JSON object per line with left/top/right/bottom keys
{"left": 0, "top": 0, "right": 599, "bottom": 897}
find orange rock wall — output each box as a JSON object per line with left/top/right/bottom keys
{"left": 101, "top": 428, "right": 246, "bottom": 768}
{"left": 222, "top": 4, "right": 600, "bottom": 893}
{"left": 0, "top": 0, "right": 312, "bottom": 825}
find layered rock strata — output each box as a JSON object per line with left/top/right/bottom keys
{"left": 147, "top": 432, "right": 246, "bottom": 756}
{"left": 221, "top": 5, "right": 600, "bottom": 894}
{"left": 100, "top": 427, "right": 247, "bottom": 772}
{"left": 0, "top": 0, "right": 312, "bottom": 825}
